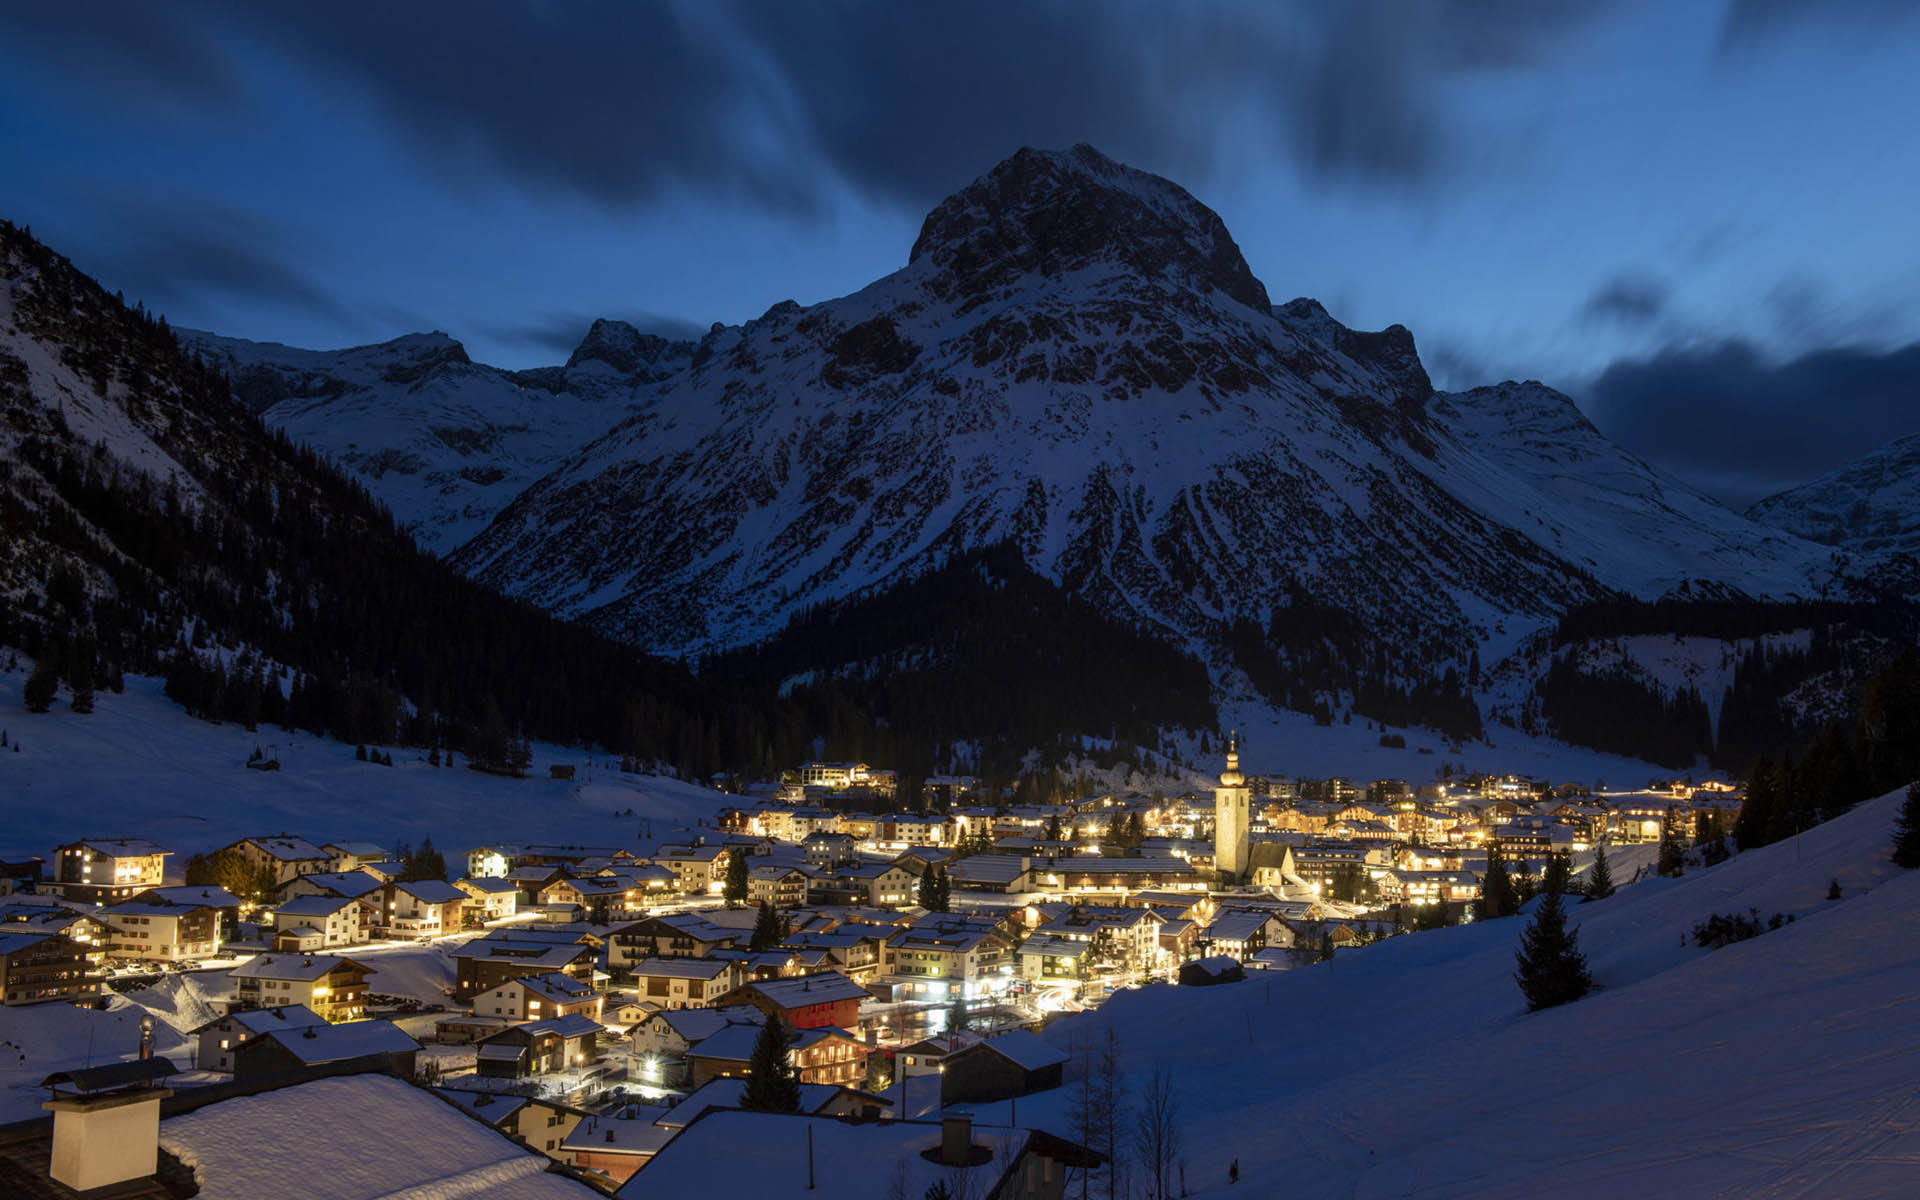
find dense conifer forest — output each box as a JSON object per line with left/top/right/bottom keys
{"left": 703, "top": 544, "right": 1218, "bottom": 797}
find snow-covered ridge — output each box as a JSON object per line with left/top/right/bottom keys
{"left": 1748, "top": 431, "right": 1920, "bottom": 558}
{"left": 180, "top": 322, "right": 692, "bottom": 553}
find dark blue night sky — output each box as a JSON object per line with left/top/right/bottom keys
{"left": 4, "top": 0, "right": 1917, "bottom": 505}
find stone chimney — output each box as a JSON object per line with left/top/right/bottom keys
{"left": 940, "top": 1115, "right": 972, "bottom": 1166}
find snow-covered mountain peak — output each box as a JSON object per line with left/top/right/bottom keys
{"left": 908, "top": 143, "right": 1272, "bottom": 314}
{"left": 564, "top": 317, "right": 694, "bottom": 378}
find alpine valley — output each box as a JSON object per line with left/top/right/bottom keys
{"left": 8, "top": 145, "right": 1918, "bottom": 784}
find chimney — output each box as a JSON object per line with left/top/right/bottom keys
{"left": 940, "top": 1116, "right": 972, "bottom": 1166}
{"left": 137, "top": 1016, "right": 153, "bottom": 1061}
{"left": 45, "top": 1082, "right": 172, "bottom": 1192}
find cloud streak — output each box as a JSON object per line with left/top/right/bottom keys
{"left": 1584, "top": 338, "right": 1920, "bottom": 508}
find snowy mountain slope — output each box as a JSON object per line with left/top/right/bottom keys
{"left": 183, "top": 320, "right": 691, "bottom": 553}
{"left": 1004, "top": 783, "right": 1920, "bottom": 1197}
{"left": 1748, "top": 431, "right": 1920, "bottom": 558}
{"left": 1420, "top": 380, "right": 1840, "bottom": 600}
{"left": 450, "top": 145, "right": 1838, "bottom": 658}
{"left": 0, "top": 664, "right": 736, "bottom": 862}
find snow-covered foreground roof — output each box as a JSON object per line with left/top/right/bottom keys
{"left": 161, "top": 1074, "right": 599, "bottom": 1200}
{"left": 616, "top": 1111, "right": 1031, "bottom": 1199}
{"left": 1015, "top": 782, "right": 1920, "bottom": 1198}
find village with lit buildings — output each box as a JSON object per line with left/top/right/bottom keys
{"left": 0, "top": 750, "right": 1742, "bottom": 1194}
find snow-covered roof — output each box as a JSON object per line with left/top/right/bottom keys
{"left": 63, "top": 837, "right": 170, "bottom": 857}
{"left": 274, "top": 894, "right": 359, "bottom": 917}
{"left": 613, "top": 1112, "right": 1033, "bottom": 1200}
{"left": 654, "top": 1078, "right": 874, "bottom": 1129}
{"left": 248, "top": 1019, "right": 419, "bottom": 1065}
{"left": 394, "top": 878, "right": 466, "bottom": 903}
{"left": 515, "top": 1013, "right": 604, "bottom": 1040}
{"left": 161, "top": 1073, "right": 598, "bottom": 1199}
{"left": 688, "top": 1022, "right": 855, "bottom": 1064}
{"left": 288, "top": 870, "right": 385, "bottom": 898}
{"left": 1204, "top": 909, "right": 1277, "bottom": 941}
{"left": 231, "top": 953, "right": 372, "bottom": 981}
{"left": 631, "top": 957, "right": 735, "bottom": 980}
{"left": 242, "top": 835, "right": 331, "bottom": 862}
{"left": 741, "top": 971, "right": 869, "bottom": 1009}
{"left": 645, "top": 1005, "right": 764, "bottom": 1043}
{"left": 139, "top": 885, "right": 244, "bottom": 907}
{"left": 191, "top": 1004, "right": 327, "bottom": 1036}
{"left": 434, "top": 1088, "right": 531, "bottom": 1125}
{"left": 964, "top": 1030, "right": 1068, "bottom": 1072}
{"left": 457, "top": 876, "right": 520, "bottom": 894}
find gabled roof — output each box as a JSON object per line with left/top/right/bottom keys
{"left": 393, "top": 878, "right": 467, "bottom": 903}
{"left": 101, "top": 899, "right": 214, "bottom": 918}
{"left": 736, "top": 971, "right": 869, "bottom": 1009}
{"left": 324, "top": 841, "right": 389, "bottom": 857}
{"left": 60, "top": 837, "right": 170, "bottom": 857}
{"left": 630, "top": 957, "right": 735, "bottom": 981}
{"left": 273, "top": 894, "right": 360, "bottom": 917}
{"left": 688, "top": 1022, "right": 857, "bottom": 1063}
{"left": 138, "top": 885, "right": 244, "bottom": 908}
{"left": 246, "top": 1019, "right": 419, "bottom": 1065}
{"left": 457, "top": 876, "right": 521, "bottom": 894}
{"left": 494, "top": 972, "right": 598, "bottom": 1003}
{"left": 956, "top": 1030, "right": 1068, "bottom": 1072}
{"left": 190, "top": 1003, "right": 327, "bottom": 1036}
{"left": 230, "top": 953, "right": 373, "bottom": 981}
{"left": 513, "top": 1013, "right": 603, "bottom": 1040}
{"left": 1204, "top": 909, "right": 1278, "bottom": 941}
{"left": 284, "top": 869, "right": 385, "bottom": 898}
{"left": 645, "top": 1005, "right": 765, "bottom": 1043}
{"left": 240, "top": 835, "right": 331, "bottom": 862}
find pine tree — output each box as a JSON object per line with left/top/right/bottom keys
{"left": 1583, "top": 844, "right": 1615, "bottom": 902}
{"left": 740, "top": 1018, "right": 801, "bottom": 1112}
{"left": 1317, "top": 932, "right": 1334, "bottom": 962}
{"left": 750, "top": 900, "right": 782, "bottom": 951}
{"left": 1734, "top": 755, "right": 1776, "bottom": 850}
{"left": 1479, "top": 847, "right": 1517, "bottom": 920}
{"left": 1513, "top": 887, "right": 1593, "bottom": 1011}
{"left": 917, "top": 863, "right": 941, "bottom": 911}
{"left": 723, "top": 851, "right": 749, "bottom": 907}
{"left": 67, "top": 633, "right": 95, "bottom": 714}
{"left": 355, "top": 743, "right": 368, "bottom": 762}
{"left": 1543, "top": 851, "right": 1572, "bottom": 897}
{"left": 1892, "top": 782, "right": 1920, "bottom": 869}
{"left": 22, "top": 659, "right": 58, "bottom": 713}
{"left": 1827, "top": 877, "right": 1843, "bottom": 900}
{"left": 1657, "top": 808, "right": 1686, "bottom": 878}
{"left": 932, "top": 867, "right": 951, "bottom": 913}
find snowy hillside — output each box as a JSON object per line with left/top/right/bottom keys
{"left": 1005, "top": 782, "right": 1920, "bottom": 1197}
{"left": 444, "top": 145, "right": 1840, "bottom": 659}
{"left": 1749, "top": 431, "right": 1920, "bottom": 559}
{"left": 0, "top": 666, "right": 736, "bottom": 862}
{"left": 183, "top": 320, "right": 690, "bottom": 553}
{"left": 1421, "top": 381, "right": 1836, "bottom": 601}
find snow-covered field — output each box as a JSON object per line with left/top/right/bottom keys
{"left": 0, "top": 668, "right": 739, "bottom": 861}
{"left": 999, "top": 782, "right": 1920, "bottom": 1198}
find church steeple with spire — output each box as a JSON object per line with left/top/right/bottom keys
{"left": 1215, "top": 731, "right": 1250, "bottom": 881}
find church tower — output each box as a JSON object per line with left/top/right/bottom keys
{"left": 1214, "top": 733, "right": 1250, "bottom": 881}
